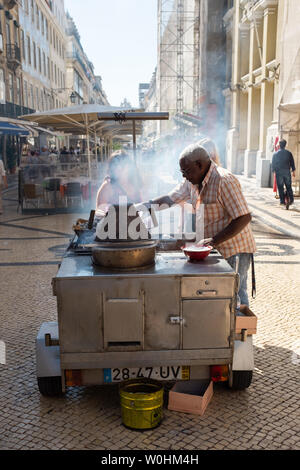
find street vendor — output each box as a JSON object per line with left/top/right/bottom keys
{"left": 95, "top": 150, "right": 142, "bottom": 218}
{"left": 143, "top": 142, "right": 256, "bottom": 306}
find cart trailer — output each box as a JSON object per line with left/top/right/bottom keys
{"left": 36, "top": 239, "right": 255, "bottom": 396}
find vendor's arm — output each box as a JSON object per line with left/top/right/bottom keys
{"left": 95, "top": 180, "right": 112, "bottom": 218}
{"left": 142, "top": 179, "right": 191, "bottom": 210}
{"left": 201, "top": 213, "right": 251, "bottom": 247}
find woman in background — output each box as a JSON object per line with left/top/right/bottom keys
{"left": 198, "top": 137, "right": 221, "bottom": 166}
{"left": 95, "top": 150, "right": 142, "bottom": 218}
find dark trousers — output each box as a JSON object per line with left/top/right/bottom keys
{"left": 276, "top": 171, "right": 294, "bottom": 204}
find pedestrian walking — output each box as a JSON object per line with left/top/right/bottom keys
{"left": 272, "top": 139, "right": 296, "bottom": 206}
{"left": 0, "top": 157, "right": 8, "bottom": 215}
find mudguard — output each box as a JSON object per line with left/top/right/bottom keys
{"left": 36, "top": 322, "right": 61, "bottom": 378}
{"left": 232, "top": 336, "right": 254, "bottom": 371}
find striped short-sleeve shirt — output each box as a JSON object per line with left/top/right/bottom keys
{"left": 168, "top": 161, "right": 256, "bottom": 259}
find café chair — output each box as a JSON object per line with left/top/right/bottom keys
{"left": 23, "top": 184, "right": 42, "bottom": 209}
{"left": 65, "top": 182, "right": 83, "bottom": 208}
{"left": 43, "top": 178, "right": 61, "bottom": 205}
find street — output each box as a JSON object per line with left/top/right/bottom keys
{"left": 0, "top": 182, "right": 299, "bottom": 451}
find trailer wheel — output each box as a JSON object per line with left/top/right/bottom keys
{"left": 37, "top": 377, "right": 63, "bottom": 396}
{"left": 229, "top": 370, "right": 253, "bottom": 390}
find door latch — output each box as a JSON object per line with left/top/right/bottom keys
{"left": 169, "top": 316, "right": 186, "bottom": 325}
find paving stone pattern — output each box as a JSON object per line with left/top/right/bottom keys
{"left": 0, "top": 184, "right": 299, "bottom": 450}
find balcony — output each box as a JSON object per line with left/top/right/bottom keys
{"left": 4, "top": 0, "right": 18, "bottom": 10}
{"left": 6, "top": 44, "right": 21, "bottom": 71}
{"left": 0, "top": 102, "right": 35, "bottom": 119}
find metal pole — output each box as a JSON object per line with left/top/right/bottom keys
{"left": 133, "top": 120, "right": 136, "bottom": 161}
{"left": 86, "top": 128, "right": 91, "bottom": 179}
{"left": 100, "top": 137, "right": 103, "bottom": 162}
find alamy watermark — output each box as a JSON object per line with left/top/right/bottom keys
{"left": 96, "top": 197, "right": 205, "bottom": 241}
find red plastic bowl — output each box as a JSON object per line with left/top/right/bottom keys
{"left": 182, "top": 245, "right": 213, "bottom": 261}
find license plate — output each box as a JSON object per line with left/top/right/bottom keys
{"left": 103, "top": 366, "right": 190, "bottom": 383}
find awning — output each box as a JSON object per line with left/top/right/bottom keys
{"left": 0, "top": 121, "right": 30, "bottom": 136}
{"left": 19, "top": 104, "right": 144, "bottom": 138}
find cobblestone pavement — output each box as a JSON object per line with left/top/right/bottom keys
{"left": 0, "top": 181, "right": 299, "bottom": 451}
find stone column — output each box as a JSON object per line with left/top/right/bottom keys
{"left": 257, "top": 5, "right": 277, "bottom": 186}
{"left": 244, "top": 16, "right": 262, "bottom": 177}
{"left": 225, "top": 1, "right": 240, "bottom": 173}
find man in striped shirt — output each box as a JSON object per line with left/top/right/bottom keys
{"left": 145, "top": 142, "right": 256, "bottom": 306}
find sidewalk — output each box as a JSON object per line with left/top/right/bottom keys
{"left": 237, "top": 175, "right": 300, "bottom": 240}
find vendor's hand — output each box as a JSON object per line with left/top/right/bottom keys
{"left": 135, "top": 201, "right": 152, "bottom": 212}
{"left": 196, "top": 238, "right": 214, "bottom": 247}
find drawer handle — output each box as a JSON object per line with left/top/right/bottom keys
{"left": 196, "top": 290, "right": 217, "bottom": 296}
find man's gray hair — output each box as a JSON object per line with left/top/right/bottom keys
{"left": 179, "top": 142, "right": 210, "bottom": 163}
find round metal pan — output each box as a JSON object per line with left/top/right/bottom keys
{"left": 92, "top": 241, "right": 157, "bottom": 269}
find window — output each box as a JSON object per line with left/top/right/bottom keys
{"left": 33, "top": 41, "right": 36, "bottom": 69}
{"left": 36, "top": 6, "right": 39, "bottom": 29}
{"left": 41, "top": 13, "right": 44, "bottom": 35}
{"left": 6, "top": 21, "right": 11, "bottom": 45}
{"left": 54, "top": 64, "right": 57, "bottom": 84}
{"left": 27, "top": 36, "right": 31, "bottom": 65}
{"left": 23, "top": 80, "right": 28, "bottom": 108}
{"left": 30, "top": 83, "right": 34, "bottom": 109}
{"left": 21, "top": 29, "right": 26, "bottom": 61}
{"left": 74, "top": 70, "right": 83, "bottom": 98}
{"left": 45, "top": 19, "right": 48, "bottom": 41}
{"left": 47, "top": 56, "right": 50, "bottom": 79}
{"left": 40, "top": 89, "right": 44, "bottom": 111}
{"left": 14, "top": 24, "right": 19, "bottom": 46}
{"left": 24, "top": 0, "right": 29, "bottom": 15}
{"left": 0, "top": 69, "right": 5, "bottom": 104}
{"left": 31, "top": 0, "right": 35, "bottom": 23}
{"left": 8, "top": 73, "right": 14, "bottom": 103}
{"left": 36, "top": 87, "right": 39, "bottom": 110}
{"left": 43, "top": 52, "right": 46, "bottom": 76}
{"left": 38, "top": 47, "right": 41, "bottom": 73}
{"left": 16, "top": 77, "right": 21, "bottom": 106}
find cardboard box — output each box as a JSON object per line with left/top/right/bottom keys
{"left": 168, "top": 380, "right": 213, "bottom": 416}
{"left": 235, "top": 305, "right": 257, "bottom": 335}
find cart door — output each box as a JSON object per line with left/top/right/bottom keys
{"left": 182, "top": 299, "right": 231, "bottom": 349}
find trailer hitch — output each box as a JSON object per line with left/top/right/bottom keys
{"left": 45, "top": 333, "right": 59, "bottom": 347}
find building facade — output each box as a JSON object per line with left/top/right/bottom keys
{"left": 225, "top": 0, "right": 300, "bottom": 186}
{"left": 18, "top": 0, "right": 68, "bottom": 112}
{"left": 0, "top": 0, "right": 34, "bottom": 118}
{"left": 65, "top": 12, "right": 108, "bottom": 106}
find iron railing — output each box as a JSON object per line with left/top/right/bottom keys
{"left": 0, "top": 102, "right": 35, "bottom": 119}
{"left": 6, "top": 44, "right": 21, "bottom": 63}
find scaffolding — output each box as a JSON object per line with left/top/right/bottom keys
{"left": 157, "top": 0, "right": 200, "bottom": 129}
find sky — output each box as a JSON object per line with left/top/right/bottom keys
{"left": 64, "top": 0, "right": 158, "bottom": 107}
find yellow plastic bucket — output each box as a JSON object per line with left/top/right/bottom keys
{"left": 119, "top": 379, "right": 164, "bottom": 430}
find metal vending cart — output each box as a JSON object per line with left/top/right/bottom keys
{"left": 36, "top": 232, "right": 256, "bottom": 396}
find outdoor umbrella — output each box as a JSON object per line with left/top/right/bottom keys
{"left": 19, "top": 104, "right": 144, "bottom": 176}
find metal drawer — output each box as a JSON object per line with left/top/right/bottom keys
{"left": 181, "top": 277, "right": 235, "bottom": 298}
